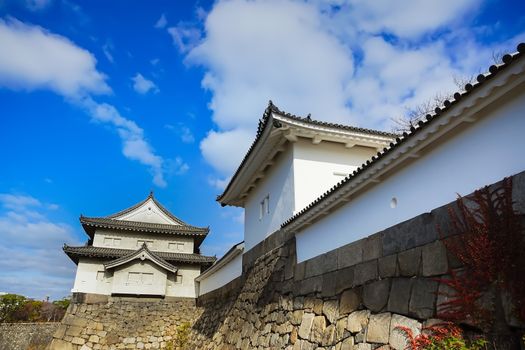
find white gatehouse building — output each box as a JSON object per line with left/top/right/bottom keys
{"left": 64, "top": 193, "right": 215, "bottom": 299}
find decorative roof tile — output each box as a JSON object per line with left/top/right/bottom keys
{"left": 281, "top": 42, "right": 525, "bottom": 230}
{"left": 63, "top": 244, "right": 216, "bottom": 265}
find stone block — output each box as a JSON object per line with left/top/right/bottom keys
{"left": 422, "top": 241, "right": 448, "bottom": 276}
{"left": 80, "top": 345, "right": 92, "bottom": 350}
{"left": 54, "top": 324, "right": 67, "bottom": 339}
{"left": 321, "top": 325, "right": 336, "bottom": 346}
{"left": 49, "top": 339, "right": 74, "bottom": 350}
{"left": 335, "top": 266, "right": 355, "bottom": 295}
{"left": 354, "top": 344, "right": 372, "bottom": 350}
{"left": 294, "top": 262, "right": 306, "bottom": 281}
{"left": 72, "top": 337, "right": 86, "bottom": 345}
{"left": 294, "top": 275, "right": 323, "bottom": 296}
{"left": 363, "top": 234, "right": 383, "bottom": 261}
{"left": 409, "top": 278, "right": 438, "bottom": 319}
{"left": 309, "top": 316, "right": 326, "bottom": 343}
{"left": 346, "top": 310, "right": 370, "bottom": 333}
{"left": 397, "top": 247, "right": 421, "bottom": 277}
{"left": 378, "top": 254, "right": 397, "bottom": 278}
{"left": 363, "top": 279, "right": 390, "bottom": 312}
{"left": 88, "top": 335, "right": 100, "bottom": 343}
{"left": 305, "top": 252, "right": 337, "bottom": 278}
{"left": 298, "top": 312, "right": 315, "bottom": 339}
{"left": 339, "top": 289, "right": 360, "bottom": 315}
{"left": 65, "top": 326, "right": 83, "bottom": 337}
{"left": 337, "top": 241, "right": 364, "bottom": 269}
{"left": 353, "top": 260, "right": 378, "bottom": 286}
{"left": 322, "top": 270, "right": 339, "bottom": 297}
{"left": 387, "top": 278, "right": 413, "bottom": 315}
{"left": 389, "top": 314, "right": 421, "bottom": 350}
{"left": 367, "top": 313, "right": 392, "bottom": 344}
{"left": 340, "top": 336, "right": 354, "bottom": 350}
{"left": 322, "top": 300, "right": 339, "bottom": 324}
{"left": 382, "top": 220, "right": 417, "bottom": 256}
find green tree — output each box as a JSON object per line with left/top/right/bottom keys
{"left": 0, "top": 294, "right": 27, "bottom": 322}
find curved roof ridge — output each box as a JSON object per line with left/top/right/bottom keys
{"left": 105, "top": 192, "right": 186, "bottom": 226}
{"left": 104, "top": 243, "right": 178, "bottom": 273}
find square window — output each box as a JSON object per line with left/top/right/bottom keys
{"left": 174, "top": 274, "right": 183, "bottom": 284}
{"left": 127, "top": 272, "right": 140, "bottom": 284}
{"left": 113, "top": 238, "right": 121, "bottom": 246}
{"left": 142, "top": 273, "right": 154, "bottom": 285}
{"left": 96, "top": 271, "right": 105, "bottom": 281}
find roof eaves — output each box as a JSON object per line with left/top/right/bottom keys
{"left": 281, "top": 43, "right": 525, "bottom": 230}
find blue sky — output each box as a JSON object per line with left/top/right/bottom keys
{"left": 0, "top": 0, "right": 524, "bottom": 299}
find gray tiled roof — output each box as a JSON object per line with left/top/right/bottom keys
{"left": 217, "top": 102, "right": 397, "bottom": 203}
{"left": 63, "top": 244, "right": 216, "bottom": 265}
{"left": 80, "top": 216, "right": 209, "bottom": 235}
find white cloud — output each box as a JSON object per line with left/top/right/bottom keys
{"left": 0, "top": 193, "right": 80, "bottom": 299}
{"left": 81, "top": 98, "right": 167, "bottom": 187}
{"left": 102, "top": 40, "right": 114, "bottom": 63}
{"left": 168, "top": 24, "right": 202, "bottom": 53}
{"left": 0, "top": 18, "right": 176, "bottom": 187}
{"left": 155, "top": 13, "right": 168, "bottom": 29}
{"left": 165, "top": 123, "right": 195, "bottom": 143}
{"left": 0, "top": 17, "right": 110, "bottom": 97}
{"left": 316, "top": 0, "right": 478, "bottom": 40}
{"left": 181, "top": 0, "right": 522, "bottom": 180}
{"left": 131, "top": 73, "right": 159, "bottom": 94}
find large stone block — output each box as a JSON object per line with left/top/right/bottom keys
{"left": 305, "top": 252, "right": 337, "bottom": 278}
{"left": 378, "top": 254, "right": 397, "bottom": 278}
{"left": 409, "top": 279, "right": 438, "bottom": 319}
{"left": 397, "top": 247, "right": 421, "bottom": 277}
{"left": 294, "top": 275, "right": 323, "bottom": 296}
{"left": 367, "top": 313, "right": 392, "bottom": 344}
{"left": 346, "top": 310, "right": 370, "bottom": 333}
{"left": 334, "top": 266, "right": 355, "bottom": 295}
{"left": 298, "top": 313, "right": 315, "bottom": 339}
{"left": 322, "top": 270, "right": 339, "bottom": 297}
{"left": 337, "top": 241, "right": 364, "bottom": 269}
{"left": 294, "top": 262, "right": 306, "bottom": 281}
{"left": 323, "top": 300, "right": 339, "bottom": 324}
{"left": 363, "top": 279, "right": 390, "bottom": 312}
{"left": 353, "top": 260, "right": 378, "bottom": 286}
{"left": 49, "top": 339, "right": 74, "bottom": 350}
{"left": 363, "top": 234, "right": 382, "bottom": 261}
{"left": 339, "top": 289, "right": 360, "bottom": 315}
{"left": 421, "top": 241, "right": 448, "bottom": 276}
{"left": 389, "top": 314, "right": 421, "bottom": 350}
{"left": 309, "top": 316, "right": 327, "bottom": 343}
{"left": 387, "top": 278, "right": 413, "bottom": 315}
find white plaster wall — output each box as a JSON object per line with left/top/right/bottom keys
{"left": 244, "top": 148, "right": 295, "bottom": 251}
{"left": 166, "top": 265, "right": 200, "bottom": 298}
{"left": 296, "top": 92, "right": 525, "bottom": 262}
{"left": 112, "top": 260, "right": 167, "bottom": 295}
{"left": 197, "top": 253, "right": 243, "bottom": 296}
{"left": 116, "top": 198, "right": 179, "bottom": 225}
{"left": 293, "top": 139, "right": 377, "bottom": 213}
{"left": 71, "top": 259, "right": 112, "bottom": 295}
{"left": 92, "top": 229, "right": 194, "bottom": 253}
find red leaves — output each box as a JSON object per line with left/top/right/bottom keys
{"left": 396, "top": 322, "right": 463, "bottom": 349}
{"left": 437, "top": 178, "right": 525, "bottom": 329}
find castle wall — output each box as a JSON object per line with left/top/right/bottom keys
{"left": 0, "top": 322, "right": 59, "bottom": 350}
{"left": 296, "top": 89, "right": 525, "bottom": 262}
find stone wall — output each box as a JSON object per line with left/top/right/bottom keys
{"left": 51, "top": 171, "right": 525, "bottom": 349}
{"left": 187, "top": 171, "right": 525, "bottom": 349}
{"left": 0, "top": 322, "right": 59, "bottom": 350}
{"left": 49, "top": 297, "right": 198, "bottom": 350}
